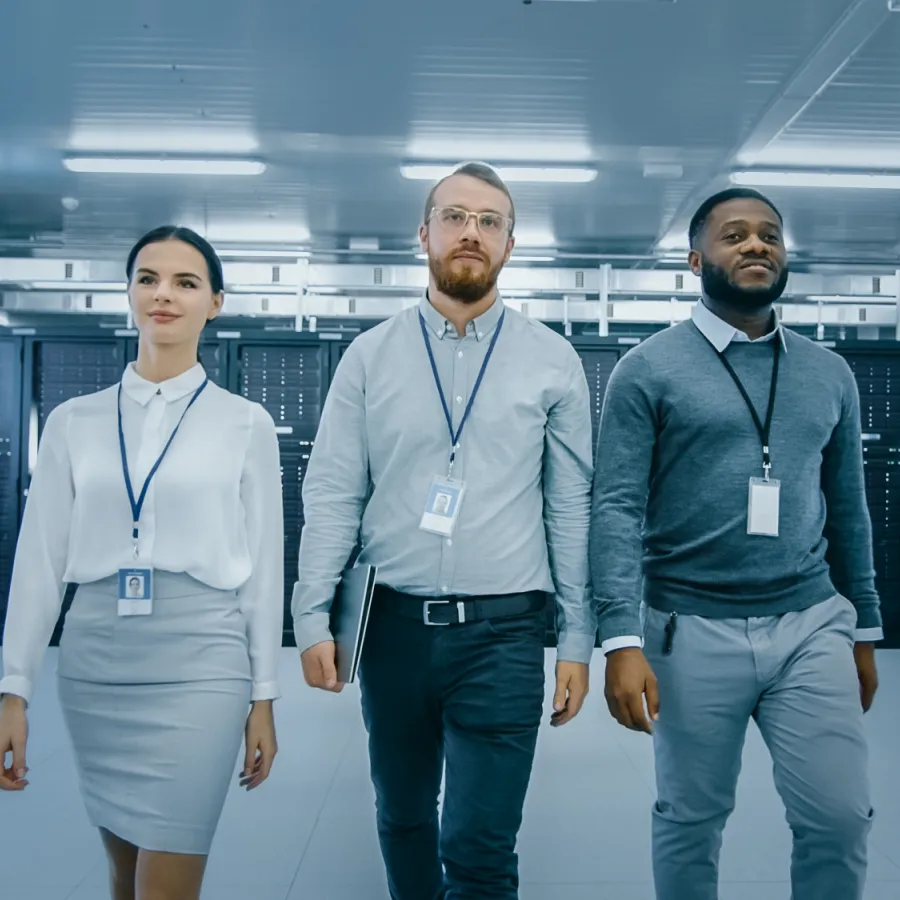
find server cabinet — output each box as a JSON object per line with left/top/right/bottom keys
{"left": 576, "top": 345, "right": 624, "bottom": 440}
{"left": 837, "top": 349, "right": 900, "bottom": 648}
{"left": 0, "top": 339, "right": 23, "bottom": 638}
{"left": 26, "top": 338, "right": 127, "bottom": 434}
{"left": 233, "top": 339, "right": 331, "bottom": 643}
{"left": 198, "top": 340, "right": 229, "bottom": 388}
{"left": 16, "top": 337, "right": 128, "bottom": 643}
{"left": 19, "top": 336, "right": 128, "bottom": 498}
{"left": 862, "top": 455, "right": 899, "bottom": 641}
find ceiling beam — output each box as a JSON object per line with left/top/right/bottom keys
{"left": 653, "top": 0, "right": 892, "bottom": 251}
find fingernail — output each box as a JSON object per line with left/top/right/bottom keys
{"left": 16, "top": 769, "right": 25, "bottom": 778}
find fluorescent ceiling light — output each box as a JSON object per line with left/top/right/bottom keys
{"left": 737, "top": 145, "right": 900, "bottom": 170}
{"left": 405, "top": 138, "right": 593, "bottom": 164}
{"left": 63, "top": 157, "right": 266, "bottom": 175}
{"left": 226, "top": 283, "right": 299, "bottom": 295}
{"left": 807, "top": 294, "right": 884, "bottom": 302}
{"left": 205, "top": 222, "right": 310, "bottom": 243}
{"left": 496, "top": 289, "right": 536, "bottom": 298}
{"left": 68, "top": 128, "right": 259, "bottom": 154}
{"left": 28, "top": 281, "right": 127, "bottom": 291}
{"left": 218, "top": 249, "right": 311, "bottom": 260}
{"left": 401, "top": 164, "right": 597, "bottom": 183}
{"left": 730, "top": 170, "right": 900, "bottom": 190}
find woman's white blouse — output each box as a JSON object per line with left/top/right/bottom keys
{"left": 0, "top": 363, "right": 284, "bottom": 705}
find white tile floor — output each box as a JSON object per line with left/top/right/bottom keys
{"left": 2, "top": 648, "right": 900, "bottom": 900}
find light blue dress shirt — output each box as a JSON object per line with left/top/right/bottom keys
{"left": 291, "top": 294, "right": 597, "bottom": 663}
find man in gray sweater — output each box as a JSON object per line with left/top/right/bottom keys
{"left": 589, "top": 187, "right": 881, "bottom": 900}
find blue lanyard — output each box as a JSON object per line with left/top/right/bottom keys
{"left": 118, "top": 379, "right": 209, "bottom": 556}
{"left": 418, "top": 308, "right": 505, "bottom": 474}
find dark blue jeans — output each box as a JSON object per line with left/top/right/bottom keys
{"left": 359, "top": 599, "right": 546, "bottom": 900}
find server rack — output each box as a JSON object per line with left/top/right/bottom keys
{"left": 0, "top": 339, "right": 22, "bottom": 638}
{"left": 574, "top": 340, "right": 627, "bottom": 439}
{"left": 230, "top": 337, "right": 332, "bottom": 643}
{"left": 838, "top": 348, "right": 900, "bottom": 644}
{"left": 16, "top": 335, "right": 129, "bottom": 641}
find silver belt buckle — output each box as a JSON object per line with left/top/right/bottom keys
{"left": 423, "top": 599, "right": 466, "bottom": 626}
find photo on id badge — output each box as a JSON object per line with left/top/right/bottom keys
{"left": 118, "top": 568, "right": 153, "bottom": 615}
{"left": 420, "top": 478, "right": 464, "bottom": 536}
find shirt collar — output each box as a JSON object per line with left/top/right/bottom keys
{"left": 692, "top": 297, "right": 787, "bottom": 353}
{"left": 121, "top": 362, "right": 207, "bottom": 407}
{"left": 418, "top": 292, "right": 504, "bottom": 341}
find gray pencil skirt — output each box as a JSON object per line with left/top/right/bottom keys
{"left": 56, "top": 571, "right": 253, "bottom": 855}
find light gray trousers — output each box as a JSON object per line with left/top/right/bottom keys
{"left": 643, "top": 593, "right": 874, "bottom": 900}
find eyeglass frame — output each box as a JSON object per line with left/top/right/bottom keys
{"left": 427, "top": 205, "right": 515, "bottom": 238}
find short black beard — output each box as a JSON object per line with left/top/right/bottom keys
{"left": 701, "top": 258, "right": 789, "bottom": 311}
{"left": 429, "top": 251, "right": 502, "bottom": 304}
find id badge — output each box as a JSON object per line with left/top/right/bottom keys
{"left": 118, "top": 568, "right": 153, "bottom": 616}
{"left": 419, "top": 477, "right": 466, "bottom": 537}
{"left": 748, "top": 477, "right": 780, "bottom": 537}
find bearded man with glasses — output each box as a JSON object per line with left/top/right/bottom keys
{"left": 292, "top": 161, "right": 596, "bottom": 899}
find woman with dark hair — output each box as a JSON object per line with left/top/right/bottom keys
{"left": 0, "top": 226, "right": 284, "bottom": 900}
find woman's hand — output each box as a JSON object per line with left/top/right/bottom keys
{"left": 0, "top": 695, "right": 29, "bottom": 791}
{"left": 240, "top": 700, "right": 277, "bottom": 791}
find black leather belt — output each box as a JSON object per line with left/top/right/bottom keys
{"left": 374, "top": 586, "right": 547, "bottom": 626}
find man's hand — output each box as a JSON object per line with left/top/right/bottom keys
{"left": 551, "top": 661, "right": 589, "bottom": 727}
{"left": 853, "top": 642, "right": 878, "bottom": 713}
{"left": 300, "top": 641, "right": 345, "bottom": 693}
{"left": 604, "top": 648, "right": 658, "bottom": 734}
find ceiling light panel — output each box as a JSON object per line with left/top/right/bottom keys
{"left": 731, "top": 170, "right": 900, "bottom": 190}
{"left": 63, "top": 157, "right": 266, "bottom": 176}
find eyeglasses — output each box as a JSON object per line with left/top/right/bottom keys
{"left": 429, "top": 206, "right": 513, "bottom": 237}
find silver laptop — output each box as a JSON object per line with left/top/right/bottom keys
{"left": 330, "top": 564, "right": 378, "bottom": 684}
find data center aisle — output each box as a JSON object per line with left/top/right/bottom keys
{"left": 3, "top": 648, "right": 900, "bottom": 900}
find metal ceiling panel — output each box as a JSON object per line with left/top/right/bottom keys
{"left": 757, "top": 14, "right": 900, "bottom": 153}
{"left": 731, "top": 9, "right": 900, "bottom": 262}
{"left": 0, "top": 0, "right": 896, "bottom": 263}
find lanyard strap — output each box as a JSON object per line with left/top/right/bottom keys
{"left": 418, "top": 309, "right": 505, "bottom": 473}
{"left": 716, "top": 339, "right": 780, "bottom": 479}
{"left": 118, "top": 379, "right": 209, "bottom": 555}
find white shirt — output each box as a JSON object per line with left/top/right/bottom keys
{"left": 601, "top": 299, "right": 882, "bottom": 653}
{"left": 0, "top": 363, "right": 285, "bottom": 704}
